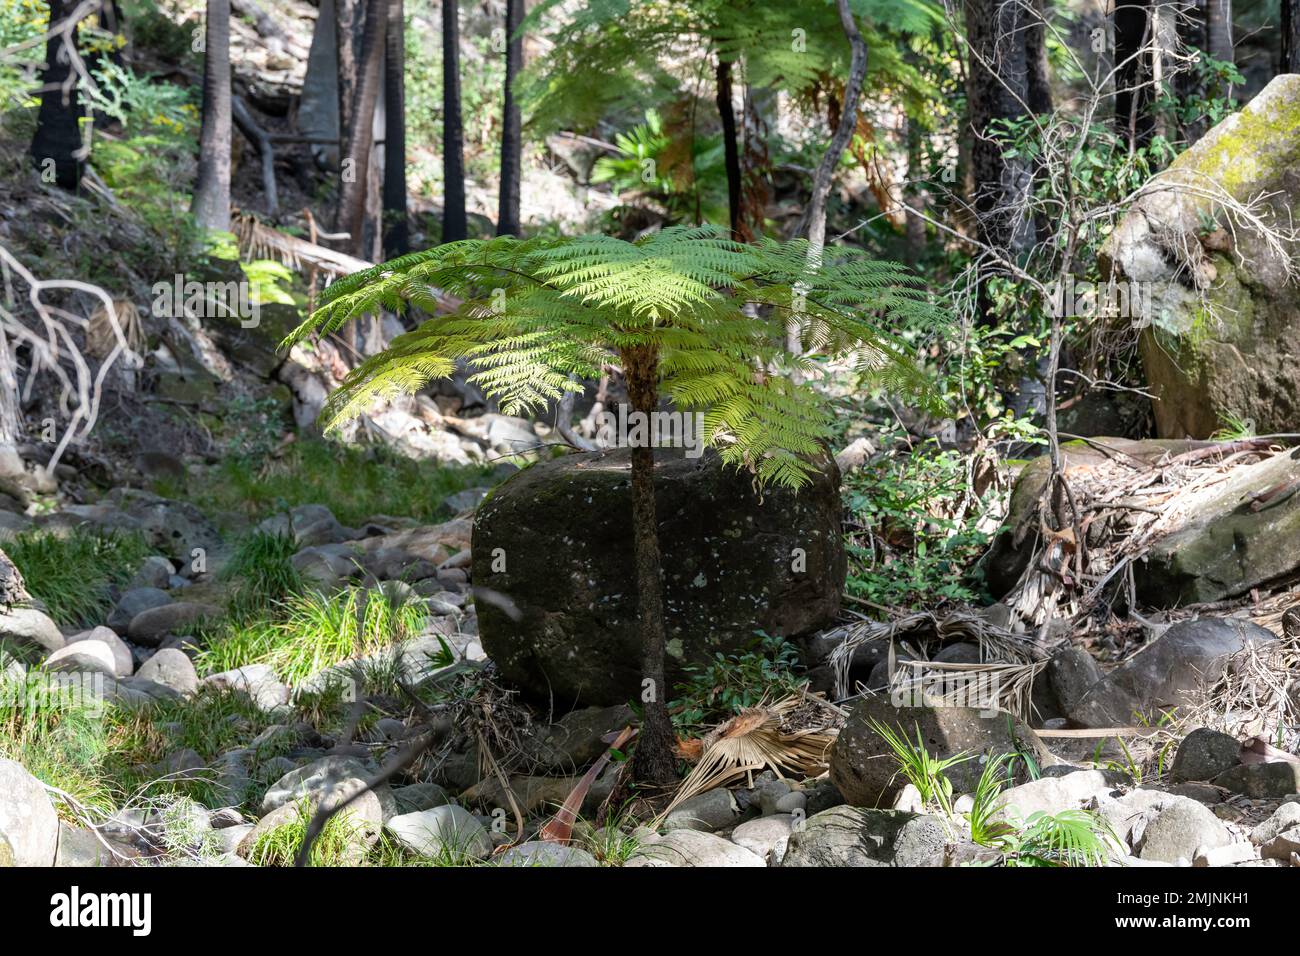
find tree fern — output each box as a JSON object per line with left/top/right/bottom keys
{"left": 285, "top": 227, "right": 946, "bottom": 783}
{"left": 285, "top": 225, "right": 945, "bottom": 489}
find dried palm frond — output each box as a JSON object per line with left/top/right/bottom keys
{"left": 826, "top": 607, "right": 1046, "bottom": 703}
{"left": 653, "top": 696, "right": 838, "bottom": 826}
{"left": 86, "top": 298, "right": 144, "bottom": 361}
{"left": 879, "top": 657, "right": 1049, "bottom": 724}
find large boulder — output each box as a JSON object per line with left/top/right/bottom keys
{"left": 1068, "top": 617, "right": 1275, "bottom": 727}
{"left": 1102, "top": 75, "right": 1300, "bottom": 438}
{"left": 473, "top": 448, "right": 845, "bottom": 705}
{"left": 1135, "top": 447, "right": 1300, "bottom": 605}
{"left": 829, "top": 695, "right": 1053, "bottom": 808}
{"left": 0, "top": 758, "right": 59, "bottom": 866}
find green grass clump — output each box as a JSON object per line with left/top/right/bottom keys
{"left": 189, "top": 438, "right": 494, "bottom": 527}
{"left": 0, "top": 669, "right": 118, "bottom": 817}
{"left": 247, "top": 799, "right": 370, "bottom": 866}
{"left": 6, "top": 527, "right": 154, "bottom": 626}
{"left": 869, "top": 719, "right": 973, "bottom": 816}
{"left": 220, "top": 531, "right": 304, "bottom": 619}
{"left": 195, "top": 585, "right": 427, "bottom": 685}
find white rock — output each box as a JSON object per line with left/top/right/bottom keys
{"left": 66, "top": 627, "right": 133, "bottom": 677}
{"left": 626, "top": 829, "right": 766, "bottom": 867}
{"left": 0, "top": 758, "right": 59, "bottom": 865}
{"left": 43, "top": 640, "right": 118, "bottom": 678}
{"left": 386, "top": 805, "right": 491, "bottom": 860}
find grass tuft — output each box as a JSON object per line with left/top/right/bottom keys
{"left": 6, "top": 527, "right": 153, "bottom": 626}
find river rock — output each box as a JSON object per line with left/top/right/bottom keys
{"left": 473, "top": 447, "right": 845, "bottom": 705}
{"left": 1069, "top": 617, "right": 1275, "bottom": 727}
{"left": 0, "top": 758, "right": 59, "bottom": 866}
{"left": 829, "top": 695, "right": 1052, "bottom": 807}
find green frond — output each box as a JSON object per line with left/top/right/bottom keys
{"left": 288, "top": 229, "right": 950, "bottom": 491}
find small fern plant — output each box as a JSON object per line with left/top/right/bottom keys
{"left": 284, "top": 225, "right": 945, "bottom": 783}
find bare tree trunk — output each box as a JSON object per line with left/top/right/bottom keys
{"left": 715, "top": 58, "right": 742, "bottom": 240}
{"left": 1114, "top": 0, "right": 1154, "bottom": 148}
{"left": 965, "top": 0, "right": 1031, "bottom": 257}
{"left": 1206, "top": 0, "right": 1233, "bottom": 65}
{"left": 382, "top": 0, "right": 409, "bottom": 256}
{"left": 622, "top": 345, "right": 676, "bottom": 788}
{"left": 442, "top": 0, "right": 468, "bottom": 242}
{"left": 336, "top": 0, "right": 361, "bottom": 143}
{"left": 496, "top": 0, "right": 524, "bottom": 236}
{"left": 192, "top": 0, "right": 233, "bottom": 230}
{"left": 1283, "top": 0, "right": 1300, "bottom": 72}
{"left": 335, "top": 0, "right": 386, "bottom": 255}
{"left": 738, "top": 83, "right": 773, "bottom": 243}
{"left": 790, "top": 0, "right": 867, "bottom": 358}
{"left": 31, "top": 0, "right": 86, "bottom": 190}
{"left": 903, "top": 114, "right": 926, "bottom": 267}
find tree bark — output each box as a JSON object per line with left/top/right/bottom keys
{"left": 383, "top": 0, "right": 409, "bottom": 256}
{"left": 336, "top": 0, "right": 361, "bottom": 146}
{"left": 622, "top": 345, "right": 677, "bottom": 788}
{"left": 191, "top": 0, "right": 233, "bottom": 230}
{"left": 1114, "top": 0, "right": 1154, "bottom": 148}
{"left": 496, "top": 0, "right": 524, "bottom": 236}
{"left": 964, "top": 0, "right": 1031, "bottom": 259}
{"left": 1206, "top": 0, "right": 1233, "bottom": 65}
{"left": 715, "top": 57, "right": 742, "bottom": 240}
{"left": 335, "top": 0, "right": 386, "bottom": 255}
{"left": 31, "top": 0, "right": 86, "bottom": 190}
{"left": 1283, "top": 0, "right": 1300, "bottom": 72}
{"left": 442, "top": 0, "right": 468, "bottom": 242}
{"left": 738, "top": 83, "right": 773, "bottom": 243}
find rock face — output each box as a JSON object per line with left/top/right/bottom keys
{"left": 829, "top": 696, "right": 1052, "bottom": 808}
{"left": 473, "top": 448, "right": 845, "bottom": 705}
{"left": 1102, "top": 74, "right": 1300, "bottom": 438}
{"left": 0, "top": 758, "right": 59, "bottom": 866}
{"left": 1068, "top": 618, "right": 1275, "bottom": 727}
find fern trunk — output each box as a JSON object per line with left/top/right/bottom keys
{"left": 715, "top": 57, "right": 741, "bottom": 239}
{"left": 624, "top": 346, "right": 678, "bottom": 787}
{"left": 382, "top": 0, "right": 409, "bottom": 257}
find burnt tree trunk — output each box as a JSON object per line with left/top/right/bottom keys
{"left": 1283, "top": 0, "right": 1300, "bottom": 72}
{"left": 1114, "top": 0, "right": 1154, "bottom": 148}
{"left": 442, "top": 0, "right": 467, "bottom": 242}
{"left": 31, "top": 0, "right": 85, "bottom": 190}
{"left": 382, "top": 0, "right": 409, "bottom": 256}
{"left": 715, "top": 58, "right": 742, "bottom": 239}
{"left": 496, "top": 0, "right": 524, "bottom": 236}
